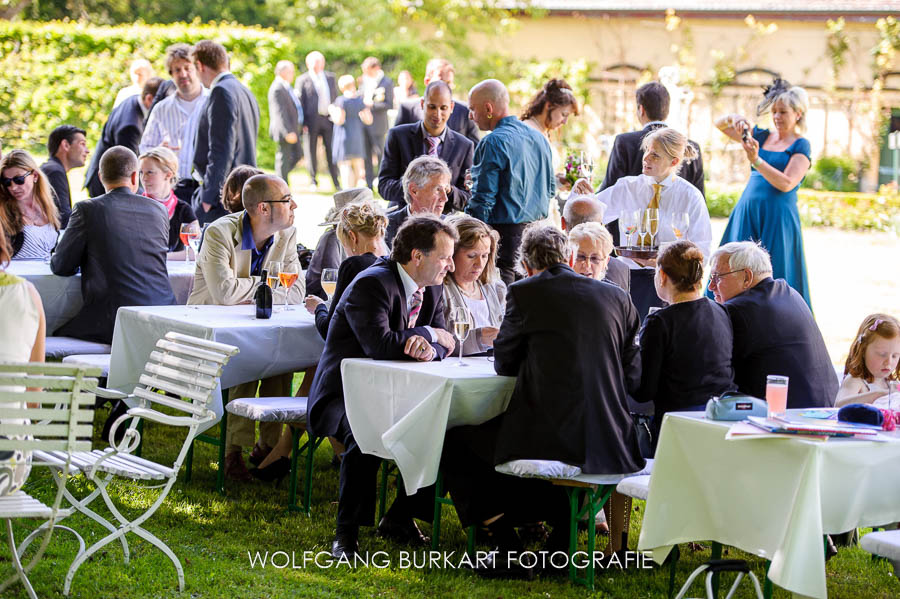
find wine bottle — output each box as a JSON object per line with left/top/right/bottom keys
{"left": 255, "top": 268, "right": 273, "bottom": 319}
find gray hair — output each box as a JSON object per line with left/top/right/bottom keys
{"left": 711, "top": 241, "right": 773, "bottom": 276}
{"left": 275, "top": 60, "right": 294, "bottom": 75}
{"left": 519, "top": 223, "right": 569, "bottom": 272}
{"left": 771, "top": 86, "right": 809, "bottom": 133}
{"left": 562, "top": 194, "right": 605, "bottom": 229}
{"left": 401, "top": 155, "right": 451, "bottom": 204}
{"left": 99, "top": 146, "right": 138, "bottom": 184}
{"left": 568, "top": 222, "right": 613, "bottom": 258}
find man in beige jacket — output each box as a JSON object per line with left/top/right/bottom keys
{"left": 189, "top": 173, "right": 304, "bottom": 480}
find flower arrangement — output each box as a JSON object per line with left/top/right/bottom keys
{"left": 564, "top": 150, "right": 594, "bottom": 187}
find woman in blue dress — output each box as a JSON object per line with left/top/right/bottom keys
{"left": 713, "top": 81, "right": 813, "bottom": 309}
{"left": 329, "top": 75, "right": 372, "bottom": 189}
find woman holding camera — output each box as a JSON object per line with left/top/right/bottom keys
{"left": 714, "top": 80, "right": 813, "bottom": 309}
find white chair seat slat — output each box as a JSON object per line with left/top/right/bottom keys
{"left": 4, "top": 439, "right": 91, "bottom": 453}
{"left": 148, "top": 351, "right": 221, "bottom": 377}
{"left": 132, "top": 387, "right": 207, "bottom": 416}
{"left": 144, "top": 362, "right": 216, "bottom": 390}
{"left": 89, "top": 450, "right": 172, "bottom": 480}
{"left": 0, "top": 423, "right": 92, "bottom": 437}
{"left": 0, "top": 362, "right": 102, "bottom": 377}
{"left": 0, "top": 391, "right": 87, "bottom": 405}
{"left": 32, "top": 450, "right": 82, "bottom": 472}
{"left": 163, "top": 332, "right": 239, "bottom": 356}
{"left": 0, "top": 492, "right": 54, "bottom": 519}
{"left": 155, "top": 339, "right": 232, "bottom": 364}
{"left": 138, "top": 374, "right": 209, "bottom": 403}
{"left": 0, "top": 407, "right": 94, "bottom": 422}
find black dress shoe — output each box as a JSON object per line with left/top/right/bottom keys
{"left": 331, "top": 533, "right": 360, "bottom": 559}
{"left": 250, "top": 457, "right": 291, "bottom": 486}
{"left": 376, "top": 516, "right": 430, "bottom": 546}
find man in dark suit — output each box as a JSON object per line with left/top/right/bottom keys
{"left": 359, "top": 57, "right": 393, "bottom": 189}
{"left": 307, "top": 215, "right": 458, "bottom": 559}
{"left": 41, "top": 125, "right": 89, "bottom": 228}
{"left": 561, "top": 194, "right": 630, "bottom": 292}
{"left": 295, "top": 51, "right": 341, "bottom": 190}
{"left": 378, "top": 81, "right": 473, "bottom": 212}
{"left": 84, "top": 78, "right": 162, "bottom": 198}
{"left": 191, "top": 40, "right": 260, "bottom": 225}
{"left": 268, "top": 60, "right": 303, "bottom": 184}
{"left": 709, "top": 241, "right": 837, "bottom": 408}
{"left": 51, "top": 146, "right": 176, "bottom": 344}
{"left": 385, "top": 156, "right": 450, "bottom": 248}
{"left": 394, "top": 58, "right": 480, "bottom": 147}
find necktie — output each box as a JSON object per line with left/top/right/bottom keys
{"left": 408, "top": 288, "right": 424, "bottom": 328}
{"left": 426, "top": 136, "right": 439, "bottom": 157}
{"left": 643, "top": 183, "right": 662, "bottom": 244}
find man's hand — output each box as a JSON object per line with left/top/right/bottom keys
{"left": 572, "top": 178, "right": 594, "bottom": 195}
{"left": 304, "top": 295, "right": 325, "bottom": 314}
{"left": 404, "top": 335, "right": 436, "bottom": 361}
{"left": 433, "top": 328, "right": 456, "bottom": 351}
{"left": 285, "top": 132, "right": 298, "bottom": 144}
{"left": 479, "top": 326, "right": 500, "bottom": 348}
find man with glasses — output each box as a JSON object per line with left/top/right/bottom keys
{"left": 708, "top": 241, "right": 836, "bottom": 408}
{"left": 188, "top": 174, "right": 305, "bottom": 481}
{"left": 385, "top": 155, "right": 452, "bottom": 248}
{"left": 561, "top": 194, "right": 630, "bottom": 292}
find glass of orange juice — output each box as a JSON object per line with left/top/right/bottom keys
{"left": 765, "top": 375, "right": 789, "bottom": 418}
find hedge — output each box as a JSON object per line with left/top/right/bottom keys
{"left": 0, "top": 20, "right": 431, "bottom": 170}
{"left": 705, "top": 184, "right": 900, "bottom": 232}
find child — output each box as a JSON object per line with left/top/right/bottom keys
{"left": 835, "top": 314, "right": 900, "bottom": 408}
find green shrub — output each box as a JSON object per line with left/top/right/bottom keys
{"left": 801, "top": 155, "right": 860, "bottom": 192}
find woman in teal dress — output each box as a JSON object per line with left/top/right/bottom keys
{"left": 713, "top": 81, "right": 813, "bottom": 309}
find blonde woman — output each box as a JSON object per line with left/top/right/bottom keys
{"left": 138, "top": 147, "right": 198, "bottom": 259}
{"left": 329, "top": 75, "right": 373, "bottom": 188}
{"left": 713, "top": 80, "right": 812, "bottom": 308}
{"left": 0, "top": 150, "right": 60, "bottom": 260}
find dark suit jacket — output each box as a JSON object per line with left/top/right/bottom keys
{"left": 604, "top": 257, "right": 631, "bottom": 293}
{"left": 599, "top": 123, "right": 704, "bottom": 197}
{"left": 377, "top": 123, "right": 474, "bottom": 211}
{"left": 396, "top": 99, "right": 480, "bottom": 147}
{"left": 295, "top": 71, "right": 338, "bottom": 131}
{"left": 725, "top": 277, "right": 837, "bottom": 408}
{"left": 314, "top": 253, "right": 379, "bottom": 339}
{"left": 305, "top": 228, "right": 345, "bottom": 300}
{"left": 193, "top": 73, "right": 260, "bottom": 211}
{"left": 268, "top": 79, "right": 300, "bottom": 141}
{"left": 50, "top": 187, "right": 176, "bottom": 343}
{"left": 40, "top": 156, "right": 72, "bottom": 228}
{"left": 492, "top": 264, "right": 645, "bottom": 475}
{"left": 385, "top": 207, "right": 409, "bottom": 249}
{"left": 307, "top": 257, "right": 450, "bottom": 438}
{"left": 84, "top": 95, "right": 146, "bottom": 198}
{"left": 365, "top": 75, "right": 394, "bottom": 138}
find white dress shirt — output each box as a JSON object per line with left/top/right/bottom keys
{"left": 397, "top": 263, "right": 438, "bottom": 344}
{"left": 140, "top": 88, "right": 210, "bottom": 180}
{"left": 312, "top": 71, "right": 331, "bottom": 116}
{"left": 597, "top": 172, "right": 712, "bottom": 267}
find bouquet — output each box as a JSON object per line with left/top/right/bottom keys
{"left": 564, "top": 150, "right": 594, "bottom": 187}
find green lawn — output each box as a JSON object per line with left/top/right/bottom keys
{"left": 5, "top": 406, "right": 898, "bottom": 599}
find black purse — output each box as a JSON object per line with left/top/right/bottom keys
{"left": 631, "top": 412, "right": 654, "bottom": 459}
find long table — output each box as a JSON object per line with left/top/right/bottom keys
{"left": 107, "top": 304, "right": 325, "bottom": 433}
{"left": 7, "top": 260, "right": 197, "bottom": 333}
{"left": 638, "top": 412, "right": 900, "bottom": 599}
{"left": 341, "top": 356, "right": 515, "bottom": 495}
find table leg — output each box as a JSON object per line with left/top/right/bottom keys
{"left": 763, "top": 560, "right": 773, "bottom": 599}
{"left": 710, "top": 541, "right": 722, "bottom": 598}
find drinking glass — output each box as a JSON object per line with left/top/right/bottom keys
{"left": 579, "top": 152, "right": 595, "bottom": 185}
{"left": 636, "top": 212, "right": 650, "bottom": 249}
{"left": 279, "top": 263, "right": 300, "bottom": 311}
{"left": 179, "top": 222, "right": 200, "bottom": 266}
{"left": 671, "top": 212, "right": 690, "bottom": 240}
{"left": 765, "top": 375, "right": 789, "bottom": 418}
{"left": 621, "top": 210, "right": 640, "bottom": 247}
{"left": 321, "top": 268, "right": 338, "bottom": 299}
{"left": 450, "top": 306, "right": 472, "bottom": 367}
{"left": 645, "top": 208, "right": 660, "bottom": 248}
{"left": 268, "top": 261, "right": 282, "bottom": 312}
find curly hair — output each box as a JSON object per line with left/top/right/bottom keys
{"left": 0, "top": 150, "right": 60, "bottom": 236}
{"left": 520, "top": 78, "right": 579, "bottom": 123}
{"left": 844, "top": 314, "right": 900, "bottom": 383}
{"left": 336, "top": 200, "right": 388, "bottom": 248}
{"left": 446, "top": 214, "right": 500, "bottom": 285}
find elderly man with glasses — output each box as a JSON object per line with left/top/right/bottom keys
{"left": 188, "top": 174, "right": 305, "bottom": 481}
{"left": 708, "top": 241, "right": 836, "bottom": 409}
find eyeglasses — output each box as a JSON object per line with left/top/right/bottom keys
{"left": 708, "top": 269, "right": 744, "bottom": 285}
{"left": 575, "top": 254, "right": 607, "bottom": 266}
{"left": 263, "top": 194, "right": 294, "bottom": 204}
{"left": 1, "top": 170, "right": 33, "bottom": 188}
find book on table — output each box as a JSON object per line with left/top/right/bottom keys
{"left": 746, "top": 415, "right": 879, "bottom": 437}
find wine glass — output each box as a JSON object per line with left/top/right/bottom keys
{"left": 321, "top": 268, "right": 338, "bottom": 300}
{"left": 450, "top": 306, "right": 472, "bottom": 367}
{"left": 636, "top": 211, "right": 650, "bottom": 249}
{"left": 179, "top": 222, "right": 200, "bottom": 266}
{"left": 579, "top": 152, "right": 595, "bottom": 185}
{"left": 645, "top": 208, "right": 660, "bottom": 248}
{"left": 267, "top": 261, "right": 282, "bottom": 312}
{"left": 620, "top": 209, "right": 640, "bottom": 248}
{"left": 671, "top": 212, "right": 690, "bottom": 241}
{"left": 279, "top": 263, "right": 300, "bottom": 311}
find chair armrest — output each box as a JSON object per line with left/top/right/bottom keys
{"left": 125, "top": 406, "right": 213, "bottom": 428}
{"left": 96, "top": 386, "right": 130, "bottom": 401}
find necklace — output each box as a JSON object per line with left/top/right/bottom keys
{"left": 458, "top": 281, "right": 481, "bottom": 299}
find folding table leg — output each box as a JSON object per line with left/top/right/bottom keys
{"left": 710, "top": 541, "right": 722, "bottom": 598}
{"left": 288, "top": 428, "right": 301, "bottom": 511}
{"left": 763, "top": 560, "right": 773, "bottom": 599}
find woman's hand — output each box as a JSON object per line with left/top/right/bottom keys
{"left": 478, "top": 327, "right": 500, "bottom": 348}
{"left": 304, "top": 295, "right": 325, "bottom": 314}
{"left": 572, "top": 178, "right": 594, "bottom": 195}
{"left": 742, "top": 136, "right": 760, "bottom": 165}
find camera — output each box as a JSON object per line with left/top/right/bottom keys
{"left": 741, "top": 124, "right": 751, "bottom": 143}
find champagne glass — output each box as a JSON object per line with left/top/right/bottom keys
{"left": 671, "top": 212, "right": 690, "bottom": 241}
{"left": 279, "top": 263, "right": 300, "bottom": 311}
{"left": 321, "top": 268, "right": 338, "bottom": 299}
{"left": 579, "top": 152, "right": 595, "bottom": 185}
{"left": 621, "top": 209, "right": 640, "bottom": 248}
{"left": 645, "top": 208, "right": 660, "bottom": 248}
{"left": 179, "top": 222, "right": 200, "bottom": 266}
{"left": 268, "top": 261, "right": 282, "bottom": 312}
{"left": 636, "top": 211, "right": 650, "bottom": 249}
{"left": 450, "top": 306, "right": 472, "bottom": 367}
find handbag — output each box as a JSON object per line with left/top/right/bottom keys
{"left": 631, "top": 412, "right": 654, "bottom": 458}
{"left": 705, "top": 391, "right": 767, "bottom": 421}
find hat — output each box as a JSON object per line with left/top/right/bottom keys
{"left": 318, "top": 187, "right": 374, "bottom": 226}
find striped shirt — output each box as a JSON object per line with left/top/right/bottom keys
{"left": 14, "top": 224, "right": 58, "bottom": 260}
{"left": 140, "top": 88, "right": 210, "bottom": 180}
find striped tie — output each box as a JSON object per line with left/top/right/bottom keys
{"left": 408, "top": 288, "right": 424, "bottom": 328}
{"left": 426, "top": 136, "right": 439, "bottom": 157}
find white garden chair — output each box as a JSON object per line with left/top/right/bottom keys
{"left": 0, "top": 362, "right": 99, "bottom": 599}
{"left": 34, "top": 332, "right": 238, "bottom": 596}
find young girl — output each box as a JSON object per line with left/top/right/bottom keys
{"left": 835, "top": 314, "right": 900, "bottom": 408}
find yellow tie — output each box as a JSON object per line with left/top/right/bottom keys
{"left": 642, "top": 183, "right": 662, "bottom": 244}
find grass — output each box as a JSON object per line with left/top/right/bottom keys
{"left": 4, "top": 407, "right": 899, "bottom": 599}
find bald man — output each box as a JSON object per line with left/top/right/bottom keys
{"left": 464, "top": 79, "right": 555, "bottom": 285}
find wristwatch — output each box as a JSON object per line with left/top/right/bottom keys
{"left": 752, "top": 156, "right": 763, "bottom": 168}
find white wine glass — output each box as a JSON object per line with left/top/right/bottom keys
{"left": 321, "top": 268, "right": 338, "bottom": 300}
{"left": 671, "top": 212, "right": 690, "bottom": 241}
{"left": 636, "top": 211, "right": 650, "bottom": 249}
{"left": 645, "top": 208, "right": 660, "bottom": 248}
{"left": 279, "top": 263, "right": 300, "bottom": 311}
{"left": 268, "top": 261, "right": 282, "bottom": 312}
{"left": 579, "top": 152, "right": 594, "bottom": 185}
{"left": 450, "top": 306, "right": 472, "bottom": 367}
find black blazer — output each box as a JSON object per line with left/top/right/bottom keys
{"left": 84, "top": 95, "right": 146, "bottom": 198}
{"left": 365, "top": 75, "right": 394, "bottom": 137}
{"left": 599, "top": 123, "right": 704, "bottom": 197}
{"left": 193, "top": 73, "right": 260, "bottom": 212}
{"left": 604, "top": 257, "right": 631, "bottom": 293}
{"left": 314, "top": 253, "right": 379, "bottom": 339}
{"left": 377, "top": 123, "right": 474, "bottom": 211}
{"left": 396, "top": 99, "right": 480, "bottom": 147}
{"left": 725, "top": 278, "right": 837, "bottom": 408}
{"left": 268, "top": 79, "right": 300, "bottom": 141}
{"left": 307, "top": 257, "right": 450, "bottom": 438}
{"left": 50, "top": 187, "right": 176, "bottom": 343}
{"left": 40, "top": 157, "right": 72, "bottom": 228}
{"left": 492, "top": 264, "right": 645, "bottom": 475}
{"left": 295, "top": 71, "right": 338, "bottom": 131}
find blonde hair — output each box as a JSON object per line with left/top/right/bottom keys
{"left": 640, "top": 127, "right": 698, "bottom": 174}
{"left": 139, "top": 146, "right": 179, "bottom": 183}
{"left": 338, "top": 74, "right": 356, "bottom": 92}
{"left": 0, "top": 149, "right": 60, "bottom": 233}
{"left": 771, "top": 86, "right": 809, "bottom": 133}
{"left": 446, "top": 214, "right": 500, "bottom": 285}
{"left": 568, "top": 221, "right": 613, "bottom": 258}
{"left": 336, "top": 200, "right": 388, "bottom": 248}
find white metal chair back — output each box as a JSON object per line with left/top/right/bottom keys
{"left": 0, "top": 362, "right": 99, "bottom": 599}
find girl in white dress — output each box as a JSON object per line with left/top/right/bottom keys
{"left": 835, "top": 314, "right": 900, "bottom": 409}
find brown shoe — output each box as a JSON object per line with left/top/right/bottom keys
{"left": 248, "top": 443, "right": 272, "bottom": 467}
{"left": 224, "top": 451, "right": 253, "bottom": 482}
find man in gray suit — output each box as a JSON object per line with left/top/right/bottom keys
{"left": 191, "top": 40, "right": 260, "bottom": 225}
{"left": 268, "top": 60, "right": 303, "bottom": 184}
{"left": 51, "top": 146, "right": 176, "bottom": 344}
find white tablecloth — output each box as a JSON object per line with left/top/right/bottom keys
{"left": 107, "top": 305, "right": 325, "bottom": 433}
{"left": 638, "top": 412, "right": 900, "bottom": 599}
{"left": 341, "top": 357, "right": 515, "bottom": 495}
{"left": 7, "top": 260, "right": 197, "bottom": 333}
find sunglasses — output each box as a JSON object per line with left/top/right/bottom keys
{"left": 1, "top": 170, "right": 34, "bottom": 188}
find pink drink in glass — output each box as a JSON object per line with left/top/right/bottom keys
{"left": 765, "top": 375, "right": 789, "bottom": 417}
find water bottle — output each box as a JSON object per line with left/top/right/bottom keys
{"left": 255, "top": 269, "right": 273, "bottom": 319}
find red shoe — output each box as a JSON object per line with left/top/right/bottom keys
{"left": 224, "top": 451, "right": 253, "bottom": 482}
